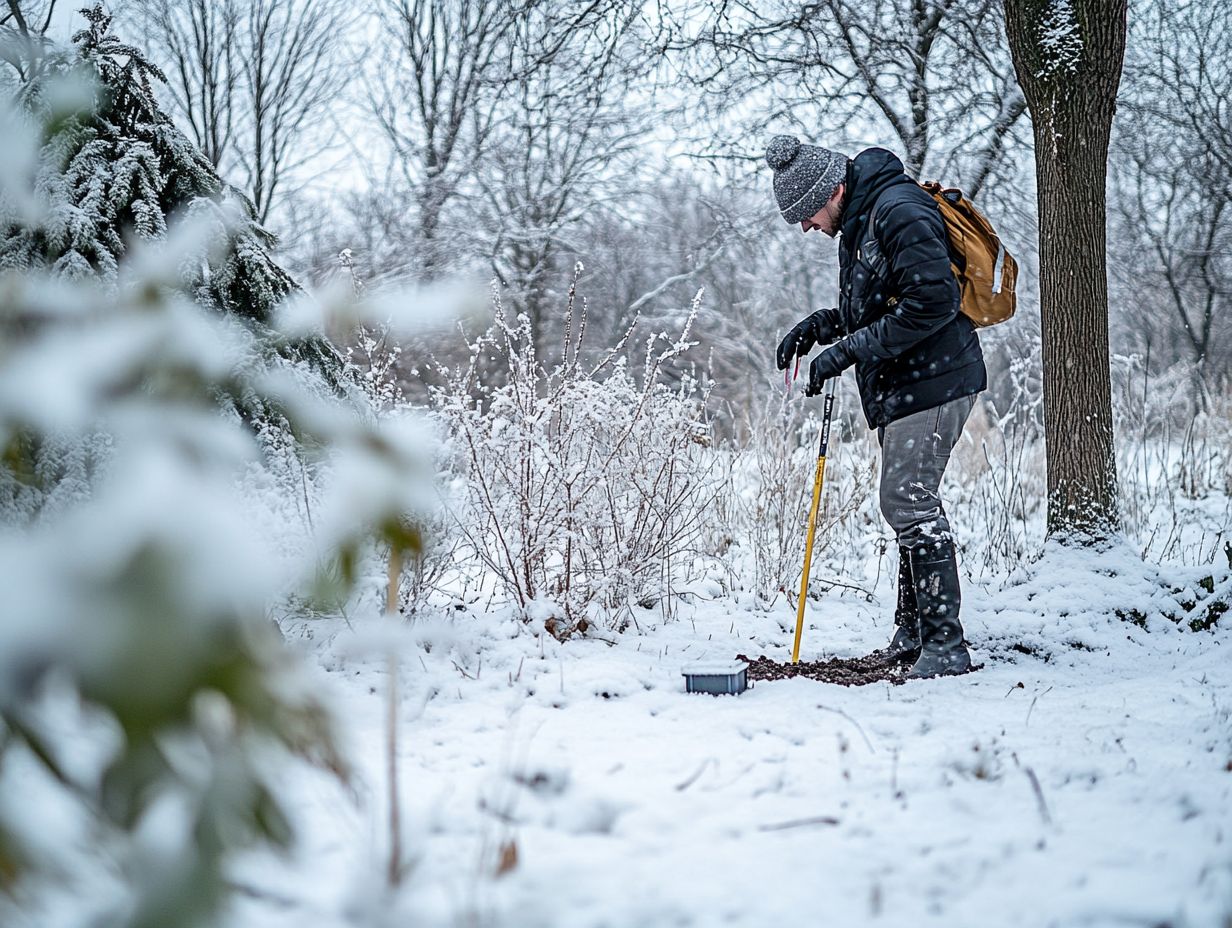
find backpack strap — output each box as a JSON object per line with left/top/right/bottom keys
{"left": 859, "top": 193, "right": 895, "bottom": 305}
{"left": 867, "top": 191, "right": 889, "bottom": 247}
{"left": 920, "top": 181, "right": 967, "bottom": 274}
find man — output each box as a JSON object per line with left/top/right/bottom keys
{"left": 766, "top": 135, "right": 985, "bottom": 679}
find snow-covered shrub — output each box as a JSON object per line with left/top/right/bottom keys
{"left": 1110, "top": 353, "right": 1232, "bottom": 563}
{"left": 383, "top": 416, "right": 459, "bottom": 618}
{"left": 947, "top": 351, "right": 1048, "bottom": 578}
{"left": 0, "top": 52, "right": 446, "bottom": 927}
{"left": 320, "top": 248, "right": 465, "bottom": 619}
{"left": 0, "top": 247, "right": 443, "bottom": 928}
{"left": 728, "top": 388, "right": 878, "bottom": 608}
{"left": 432, "top": 269, "right": 723, "bottom": 634}
{"left": 338, "top": 247, "right": 407, "bottom": 414}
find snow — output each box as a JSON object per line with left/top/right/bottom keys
{"left": 214, "top": 542, "right": 1232, "bottom": 928}
{"left": 2, "top": 12, "right": 1229, "bottom": 927}
{"left": 4, "top": 228, "right": 1226, "bottom": 924}
{"left": 1035, "top": 0, "right": 1084, "bottom": 81}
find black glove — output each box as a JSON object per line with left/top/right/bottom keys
{"left": 805, "top": 340, "right": 856, "bottom": 395}
{"left": 775, "top": 309, "right": 840, "bottom": 370}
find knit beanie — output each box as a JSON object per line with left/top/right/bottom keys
{"left": 765, "top": 135, "right": 848, "bottom": 224}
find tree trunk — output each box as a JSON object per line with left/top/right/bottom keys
{"left": 1003, "top": 0, "right": 1126, "bottom": 540}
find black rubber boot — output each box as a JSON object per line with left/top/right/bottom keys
{"left": 906, "top": 541, "right": 972, "bottom": 679}
{"left": 886, "top": 546, "right": 921, "bottom": 659}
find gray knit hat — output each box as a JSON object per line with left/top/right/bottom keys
{"left": 766, "top": 135, "right": 848, "bottom": 224}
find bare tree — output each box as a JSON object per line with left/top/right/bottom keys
{"left": 474, "top": 2, "right": 654, "bottom": 349}
{"left": 240, "top": 0, "right": 344, "bottom": 225}
{"left": 1108, "top": 0, "right": 1231, "bottom": 404}
{"left": 120, "top": 0, "right": 346, "bottom": 225}
{"left": 667, "top": 0, "right": 1028, "bottom": 197}
{"left": 1, "top": 0, "right": 57, "bottom": 36}
{"left": 120, "top": 0, "right": 237, "bottom": 168}
{"left": 1004, "top": 0, "right": 1126, "bottom": 540}
{"left": 583, "top": 174, "right": 831, "bottom": 419}
{"left": 370, "top": 0, "right": 521, "bottom": 281}
{"left": 0, "top": 1, "right": 59, "bottom": 79}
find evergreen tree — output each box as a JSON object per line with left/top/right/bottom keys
{"left": 0, "top": 5, "right": 349, "bottom": 396}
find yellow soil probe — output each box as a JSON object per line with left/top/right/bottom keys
{"left": 791, "top": 377, "right": 836, "bottom": 664}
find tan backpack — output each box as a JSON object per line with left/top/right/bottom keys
{"left": 919, "top": 181, "right": 1018, "bottom": 327}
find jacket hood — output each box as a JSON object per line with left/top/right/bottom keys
{"left": 839, "top": 148, "right": 912, "bottom": 242}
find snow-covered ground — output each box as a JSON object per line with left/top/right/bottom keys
{"left": 239, "top": 547, "right": 1232, "bottom": 928}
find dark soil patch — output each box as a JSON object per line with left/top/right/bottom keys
{"left": 736, "top": 649, "right": 916, "bottom": 686}
{"left": 738, "top": 650, "right": 982, "bottom": 686}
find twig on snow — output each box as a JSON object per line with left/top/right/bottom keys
{"left": 815, "top": 704, "right": 876, "bottom": 754}
{"left": 675, "top": 757, "right": 715, "bottom": 792}
{"left": 758, "top": 815, "right": 841, "bottom": 831}
{"left": 1026, "top": 685, "right": 1053, "bottom": 726}
{"left": 1012, "top": 752, "right": 1053, "bottom": 826}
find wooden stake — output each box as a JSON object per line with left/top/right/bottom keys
{"left": 386, "top": 542, "right": 403, "bottom": 886}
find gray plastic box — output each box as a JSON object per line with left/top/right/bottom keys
{"left": 682, "top": 660, "right": 749, "bottom": 696}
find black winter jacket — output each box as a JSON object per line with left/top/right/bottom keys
{"left": 818, "top": 148, "right": 986, "bottom": 429}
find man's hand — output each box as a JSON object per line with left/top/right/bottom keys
{"left": 775, "top": 309, "right": 839, "bottom": 370}
{"left": 806, "top": 341, "right": 856, "bottom": 395}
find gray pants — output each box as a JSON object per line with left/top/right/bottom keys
{"left": 877, "top": 395, "right": 975, "bottom": 551}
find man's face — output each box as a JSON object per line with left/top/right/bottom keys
{"left": 801, "top": 183, "right": 845, "bottom": 237}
